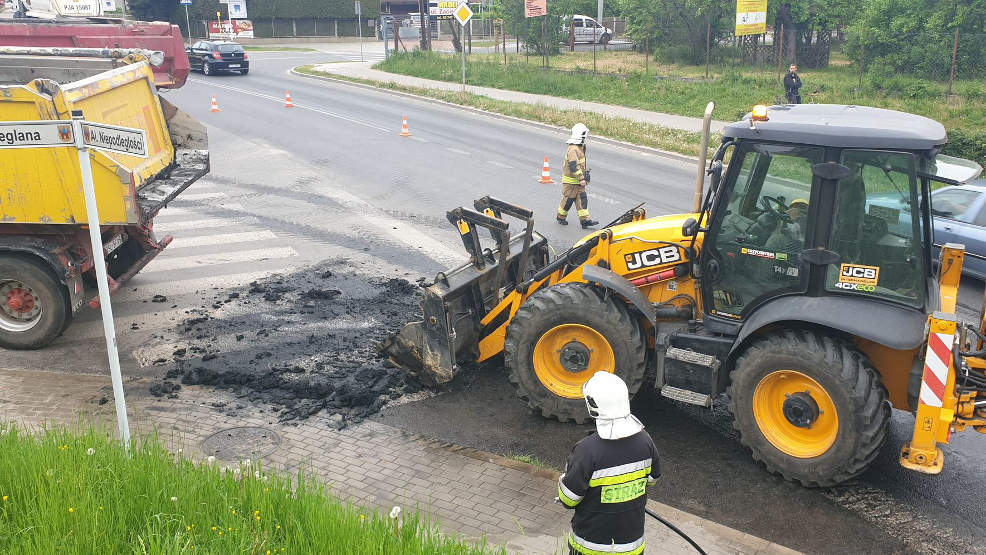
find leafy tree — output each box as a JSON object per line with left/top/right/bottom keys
{"left": 845, "top": 0, "right": 986, "bottom": 79}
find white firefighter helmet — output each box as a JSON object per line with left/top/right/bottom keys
{"left": 566, "top": 123, "right": 589, "bottom": 145}
{"left": 582, "top": 371, "right": 645, "bottom": 440}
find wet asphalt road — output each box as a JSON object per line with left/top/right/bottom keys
{"left": 7, "top": 44, "right": 986, "bottom": 553}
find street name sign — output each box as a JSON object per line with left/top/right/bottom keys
{"left": 180, "top": 0, "right": 192, "bottom": 5}
{"left": 0, "top": 121, "right": 74, "bottom": 149}
{"left": 81, "top": 121, "right": 148, "bottom": 158}
{"left": 453, "top": 1, "right": 473, "bottom": 26}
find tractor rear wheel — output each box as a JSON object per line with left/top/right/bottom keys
{"left": 504, "top": 283, "right": 647, "bottom": 424}
{"left": 728, "top": 330, "right": 890, "bottom": 487}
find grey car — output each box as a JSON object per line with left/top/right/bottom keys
{"left": 931, "top": 180, "right": 986, "bottom": 279}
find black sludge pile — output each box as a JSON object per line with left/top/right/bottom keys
{"left": 149, "top": 261, "right": 426, "bottom": 429}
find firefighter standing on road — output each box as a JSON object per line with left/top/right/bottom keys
{"left": 558, "top": 123, "right": 599, "bottom": 229}
{"left": 557, "top": 372, "right": 660, "bottom": 555}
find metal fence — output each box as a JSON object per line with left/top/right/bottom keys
{"left": 189, "top": 18, "right": 375, "bottom": 39}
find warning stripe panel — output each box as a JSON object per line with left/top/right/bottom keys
{"left": 919, "top": 331, "right": 954, "bottom": 408}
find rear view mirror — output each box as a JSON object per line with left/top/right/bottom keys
{"left": 707, "top": 160, "right": 723, "bottom": 192}
{"left": 682, "top": 218, "right": 699, "bottom": 237}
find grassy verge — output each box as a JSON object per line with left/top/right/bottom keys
{"left": 243, "top": 46, "right": 317, "bottom": 52}
{"left": 0, "top": 422, "right": 501, "bottom": 554}
{"left": 295, "top": 65, "right": 711, "bottom": 159}
{"left": 373, "top": 51, "right": 986, "bottom": 166}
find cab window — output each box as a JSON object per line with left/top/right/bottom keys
{"left": 827, "top": 150, "right": 923, "bottom": 307}
{"left": 932, "top": 189, "right": 979, "bottom": 222}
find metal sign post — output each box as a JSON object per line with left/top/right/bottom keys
{"left": 454, "top": 2, "right": 473, "bottom": 92}
{"left": 0, "top": 115, "right": 147, "bottom": 447}
{"left": 355, "top": 1, "right": 363, "bottom": 62}
{"left": 180, "top": 0, "right": 192, "bottom": 43}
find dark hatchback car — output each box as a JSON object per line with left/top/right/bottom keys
{"left": 186, "top": 41, "right": 249, "bottom": 76}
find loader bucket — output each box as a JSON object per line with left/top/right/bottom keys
{"left": 382, "top": 201, "right": 549, "bottom": 386}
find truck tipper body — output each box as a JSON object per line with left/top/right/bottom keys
{"left": 0, "top": 47, "right": 208, "bottom": 349}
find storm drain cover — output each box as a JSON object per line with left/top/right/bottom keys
{"left": 201, "top": 426, "right": 281, "bottom": 461}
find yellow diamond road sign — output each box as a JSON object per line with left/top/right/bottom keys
{"left": 453, "top": 2, "right": 473, "bottom": 25}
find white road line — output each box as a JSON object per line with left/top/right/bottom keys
{"left": 157, "top": 203, "right": 244, "bottom": 217}
{"left": 446, "top": 147, "right": 471, "bottom": 155}
{"left": 154, "top": 216, "right": 259, "bottom": 232}
{"left": 178, "top": 192, "right": 229, "bottom": 201}
{"left": 187, "top": 78, "right": 391, "bottom": 133}
{"left": 486, "top": 160, "right": 514, "bottom": 169}
{"left": 143, "top": 247, "right": 298, "bottom": 273}
{"left": 118, "top": 267, "right": 295, "bottom": 303}
{"left": 165, "top": 230, "right": 278, "bottom": 249}
{"left": 587, "top": 192, "right": 620, "bottom": 205}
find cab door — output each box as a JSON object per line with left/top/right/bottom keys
{"left": 701, "top": 142, "right": 824, "bottom": 319}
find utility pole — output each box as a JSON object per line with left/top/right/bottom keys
{"left": 418, "top": 0, "right": 428, "bottom": 51}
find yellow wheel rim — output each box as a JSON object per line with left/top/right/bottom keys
{"left": 533, "top": 324, "right": 615, "bottom": 398}
{"left": 753, "top": 370, "right": 839, "bottom": 458}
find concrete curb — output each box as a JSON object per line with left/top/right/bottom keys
{"left": 288, "top": 66, "right": 702, "bottom": 166}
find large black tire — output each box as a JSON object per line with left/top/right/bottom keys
{"left": 202, "top": 61, "right": 214, "bottom": 76}
{"left": 727, "top": 330, "right": 890, "bottom": 487}
{"left": 504, "top": 283, "right": 647, "bottom": 424}
{"left": 0, "top": 255, "right": 70, "bottom": 350}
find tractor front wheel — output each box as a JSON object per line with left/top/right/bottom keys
{"left": 728, "top": 330, "right": 890, "bottom": 486}
{"left": 504, "top": 283, "right": 647, "bottom": 424}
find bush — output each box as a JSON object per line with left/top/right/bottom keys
{"left": 944, "top": 128, "right": 986, "bottom": 169}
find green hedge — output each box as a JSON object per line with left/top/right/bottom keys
{"left": 944, "top": 128, "right": 986, "bottom": 170}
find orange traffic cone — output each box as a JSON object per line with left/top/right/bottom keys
{"left": 399, "top": 115, "right": 411, "bottom": 137}
{"left": 284, "top": 91, "right": 295, "bottom": 108}
{"left": 538, "top": 156, "right": 554, "bottom": 184}
{"left": 210, "top": 95, "right": 221, "bottom": 113}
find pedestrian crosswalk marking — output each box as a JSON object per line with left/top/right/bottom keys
{"left": 119, "top": 268, "right": 295, "bottom": 302}
{"left": 143, "top": 247, "right": 299, "bottom": 273}
{"left": 164, "top": 230, "right": 278, "bottom": 249}
{"left": 178, "top": 192, "right": 229, "bottom": 201}
{"left": 154, "top": 216, "right": 260, "bottom": 232}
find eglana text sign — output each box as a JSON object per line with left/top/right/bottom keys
{"left": 735, "top": 0, "right": 767, "bottom": 37}
{"left": 524, "top": 0, "right": 546, "bottom": 18}
{"left": 0, "top": 121, "right": 74, "bottom": 149}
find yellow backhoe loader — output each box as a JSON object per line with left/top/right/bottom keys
{"left": 385, "top": 103, "right": 986, "bottom": 486}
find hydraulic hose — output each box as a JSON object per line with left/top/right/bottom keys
{"left": 644, "top": 507, "right": 707, "bottom": 555}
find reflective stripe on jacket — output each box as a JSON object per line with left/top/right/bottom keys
{"left": 559, "top": 430, "right": 660, "bottom": 553}
{"left": 563, "top": 144, "right": 587, "bottom": 185}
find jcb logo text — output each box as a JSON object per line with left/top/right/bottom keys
{"left": 838, "top": 263, "right": 880, "bottom": 286}
{"left": 625, "top": 246, "right": 681, "bottom": 270}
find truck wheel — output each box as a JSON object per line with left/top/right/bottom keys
{"left": 504, "top": 282, "right": 646, "bottom": 423}
{"left": 0, "top": 255, "right": 70, "bottom": 350}
{"left": 727, "top": 330, "right": 890, "bottom": 487}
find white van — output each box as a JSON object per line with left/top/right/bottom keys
{"left": 563, "top": 15, "right": 612, "bottom": 44}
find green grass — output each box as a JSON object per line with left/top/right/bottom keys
{"left": 295, "top": 65, "right": 714, "bottom": 159}
{"left": 243, "top": 46, "right": 317, "bottom": 52}
{"left": 509, "top": 454, "right": 554, "bottom": 470}
{"left": 0, "top": 422, "right": 502, "bottom": 554}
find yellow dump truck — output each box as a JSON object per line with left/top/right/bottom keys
{"left": 0, "top": 47, "right": 208, "bottom": 349}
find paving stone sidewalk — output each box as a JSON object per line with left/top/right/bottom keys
{"left": 0, "top": 367, "right": 798, "bottom": 554}
{"left": 307, "top": 61, "right": 729, "bottom": 135}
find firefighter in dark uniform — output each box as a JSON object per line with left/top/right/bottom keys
{"left": 557, "top": 372, "right": 660, "bottom": 554}
{"left": 558, "top": 123, "right": 599, "bottom": 229}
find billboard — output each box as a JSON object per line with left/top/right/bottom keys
{"left": 735, "top": 0, "right": 767, "bottom": 37}
{"left": 429, "top": 0, "right": 457, "bottom": 20}
{"left": 208, "top": 20, "right": 255, "bottom": 39}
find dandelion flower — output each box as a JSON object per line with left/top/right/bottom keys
{"left": 389, "top": 506, "right": 401, "bottom": 519}
{"left": 2, "top": 496, "right": 7, "bottom": 502}
{"left": 265, "top": 488, "right": 270, "bottom": 492}
{"left": 218, "top": 531, "right": 223, "bottom": 536}
{"left": 267, "top": 551, "right": 272, "bottom": 555}
{"left": 207, "top": 455, "right": 216, "bottom": 464}
{"left": 211, "top": 527, "right": 217, "bottom": 531}
{"left": 186, "top": 525, "right": 192, "bottom": 531}
{"left": 99, "top": 506, "right": 103, "bottom": 510}
{"left": 276, "top": 525, "right": 281, "bottom": 530}
{"left": 86, "top": 448, "right": 95, "bottom": 456}
{"left": 171, "top": 496, "right": 178, "bottom": 502}
{"left": 255, "top": 516, "right": 261, "bottom": 521}
{"left": 231, "top": 510, "right": 236, "bottom": 515}
{"left": 177, "top": 449, "right": 183, "bottom": 454}
{"left": 68, "top": 507, "right": 74, "bottom": 513}
{"left": 254, "top": 470, "right": 261, "bottom": 479}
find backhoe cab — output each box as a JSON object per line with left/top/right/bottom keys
{"left": 386, "top": 103, "right": 986, "bottom": 486}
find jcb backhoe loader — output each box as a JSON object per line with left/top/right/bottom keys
{"left": 385, "top": 103, "right": 986, "bottom": 486}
